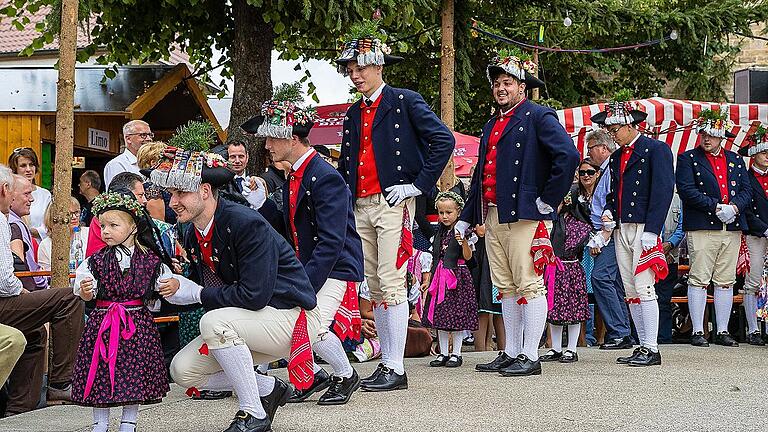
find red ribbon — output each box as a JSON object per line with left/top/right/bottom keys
{"left": 198, "top": 343, "right": 209, "bottom": 356}
{"left": 517, "top": 297, "right": 528, "bottom": 305}
{"left": 625, "top": 298, "right": 641, "bottom": 304}
{"left": 186, "top": 387, "right": 201, "bottom": 398}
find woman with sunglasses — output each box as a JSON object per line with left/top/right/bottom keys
{"left": 577, "top": 161, "right": 600, "bottom": 200}
{"left": 8, "top": 147, "right": 51, "bottom": 240}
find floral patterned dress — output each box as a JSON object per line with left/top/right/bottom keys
{"left": 71, "top": 247, "right": 170, "bottom": 407}
{"left": 547, "top": 214, "right": 593, "bottom": 325}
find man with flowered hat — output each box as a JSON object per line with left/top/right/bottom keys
{"left": 242, "top": 83, "right": 365, "bottom": 406}
{"left": 737, "top": 123, "right": 768, "bottom": 345}
{"left": 677, "top": 108, "right": 750, "bottom": 349}
{"left": 152, "top": 121, "right": 320, "bottom": 432}
{"left": 459, "top": 48, "right": 579, "bottom": 377}
{"left": 592, "top": 94, "right": 674, "bottom": 367}
{"left": 334, "top": 20, "right": 455, "bottom": 391}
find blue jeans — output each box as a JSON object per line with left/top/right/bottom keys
{"left": 590, "top": 240, "right": 631, "bottom": 341}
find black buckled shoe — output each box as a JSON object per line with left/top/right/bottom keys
{"left": 499, "top": 354, "right": 542, "bottom": 377}
{"left": 747, "top": 332, "right": 765, "bottom": 346}
{"left": 559, "top": 350, "right": 578, "bottom": 363}
{"left": 317, "top": 370, "right": 360, "bottom": 406}
{"left": 260, "top": 377, "right": 291, "bottom": 421}
{"left": 193, "top": 390, "right": 233, "bottom": 400}
{"left": 714, "top": 332, "right": 739, "bottom": 347}
{"left": 361, "top": 363, "right": 385, "bottom": 385}
{"left": 540, "top": 349, "right": 563, "bottom": 362}
{"left": 599, "top": 336, "right": 633, "bottom": 350}
{"left": 690, "top": 331, "right": 709, "bottom": 347}
{"left": 616, "top": 347, "right": 642, "bottom": 364}
{"left": 429, "top": 354, "right": 449, "bottom": 367}
{"left": 445, "top": 355, "right": 463, "bottom": 368}
{"left": 627, "top": 347, "right": 662, "bottom": 367}
{"left": 223, "top": 410, "right": 272, "bottom": 432}
{"left": 360, "top": 367, "right": 408, "bottom": 392}
{"left": 286, "top": 368, "right": 330, "bottom": 403}
{"left": 475, "top": 352, "right": 516, "bottom": 372}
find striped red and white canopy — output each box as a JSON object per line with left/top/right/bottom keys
{"left": 557, "top": 97, "right": 768, "bottom": 159}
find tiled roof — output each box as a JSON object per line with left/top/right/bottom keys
{"left": 0, "top": 1, "right": 190, "bottom": 65}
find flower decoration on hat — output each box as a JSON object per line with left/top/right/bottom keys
{"left": 147, "top": 120, "right": 234, "bottom": 192}
{"left": 487, "top": 47, "right": 537, "bottom": 82}
{"left": 590, "top": 89, "right": 648, "bottom": 126}
{"left": 334, "top": 19, "right": 403, "bottom": 75}
{"left": 92, "top": 191, "right": 145, "bottom": 218}
{"left": 695, "top": 107, "right": 735, "bottom": 139}
{"left": 741, "top": 124, "right": 768, "bottom": 157}
{"left": 240, "top": 82, "right": 318, "bottom": 140}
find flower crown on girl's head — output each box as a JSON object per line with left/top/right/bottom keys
{"left": 92, "top": 191, "right": 144, "bottom": 219}
{"left": 435, "top": 191, "right": 465, "bottom": 210}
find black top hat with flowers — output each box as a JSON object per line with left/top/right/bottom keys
{"left": 240, "top": 82, "right": 317, "bottom": 139}
{"left": 486, "top": 47, "right": 544, "bottom": 90}
{"left": 739, "top": 123, "right": 768, "bottom": 157}
{"left": 695, "top": 108, "right": 736, "bottom": 140}
{"left": 334, "top": 20, "right": 403, "bottom": 75}
{"left": 590, "top": 89, "right": 648, "bottom": 126}
{"left": 143, "top": 120, "right": 233, "bottom": 191}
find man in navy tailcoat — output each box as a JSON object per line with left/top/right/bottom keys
{"left": 458, "top": 49, "right": 579, "bottom": 377}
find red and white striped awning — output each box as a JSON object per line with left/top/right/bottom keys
{"left": 557, "top": 97, "right": 768, "bottom": 158}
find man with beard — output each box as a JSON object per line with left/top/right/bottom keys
{"left": 458, "top": 48, "right": 579, "bottom": 377}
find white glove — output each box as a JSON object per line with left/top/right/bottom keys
{"left": 535, "top": 197, "right": 554, "bottom": 215}
{"left": 242, "top": 176, "right": 267, "bottom": 210}
{"left": 166, "top": 280, "right": 203, "bottom": 305}
{"left": 601, "top": 210, "right": 616, "bottom": 230}
{"left": 640, "top": 232, "right": 658, "bottom": 252}
{"left": 384, "top": 184, "right": 422, "bottom": 206}
{"left": 455, "top": 220, "right": 471, "bottom": 239}
{"left": 715, "top": 204, "right": 737, "bottom": 224}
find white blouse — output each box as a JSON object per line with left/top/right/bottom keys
{"left": 30, "top": 186, "right": 52, "bottom": 239}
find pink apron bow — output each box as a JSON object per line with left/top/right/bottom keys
{"left": 426, "top": 261, "right": 458, "bottom": 323}
{"left": 83, "top": 299, "right": 141, "bottom": 400}
{"left": 545, "top": 257, "right": 564, "bottom": 311}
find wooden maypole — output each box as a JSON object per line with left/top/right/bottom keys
{"left": 50, "top": 0, "right": 79, "bottom": 288}
{"left": 438, "top": 0, "right": 456, "bottom": 192}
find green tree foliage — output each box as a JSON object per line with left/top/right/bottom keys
{"left": 3, "top": 0, "right": 766, "bottom": 137}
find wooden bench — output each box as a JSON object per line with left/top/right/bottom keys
{"left": 14, "top": 270, "right": 180, "bottom": 324}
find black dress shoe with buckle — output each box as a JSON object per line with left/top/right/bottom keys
{"left": 318, "top": 369, "right": 360, "bottom": 406}
{"left": 260, "top": 377, "right": 291, "bottom": 421}
{"left": 540, "top": 349, "right": 563, "bottom": 362}
{"left": 616, "top": 347, "right": 642, "bottom": 364}
{"left": 429, "top": 354, "right": 449, "bottom": 367}
{"left": 193, "top": 390, "right": 233, "bottom": 400}
{"left": 223, "top": 410, "right": 272, "bottom": 432}
{"left": 360, "top": 367, "right": 408, "bottom": 392}
{"left": 714, "top": 331, "right": 739, "bottom": 347}
{"left": 445, "top": 355, "right": 463, "bottom": 368}
{"left": 599, "top": 336, "right": 633, "bottom": 350}
{"left": 475, "top": 352, "right": 516, "bottom": 372}
{"left": 361, "top": 363, "right": 385, "bottom": 385}
{"left": 747, "top": 332, "right": 765, "bottom": 346}
{"left": 627, "top": 347, "right": 662, "bottom": 367}
{"left": 286, "top": 368, "right": 330, "bottom": 403}
{"left": 499, "top": 354, "right": 542, "bottom": 377}
{"left": 559, "top": 350, "right": 578, "bottom": 363}
{"left": 690, "top": 331, "right": 709, "bottom": 347}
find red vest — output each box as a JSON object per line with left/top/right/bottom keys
{"left": 288, "top": 151, "right": 315, "bottom": 256}
{"left": 482, "top": 101, "right": 523, "bottom": 204}
{"left": 194, "top": 222, "right": 216, "bottom": 272}
{"left": 357, "top": 97, "right": 383, "bottom": 198}
{"left": 704, "top": 149, "right": 729, "bottom": 204}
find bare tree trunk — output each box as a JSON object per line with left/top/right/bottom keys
{"left": 228, "top": 0, "right": 274, "bottom": 176}
{"left": 50, "top": 0, "right": 78, "bottom": 288}
{"left": 438, "top": 0, "right": 456, "bottom": 192}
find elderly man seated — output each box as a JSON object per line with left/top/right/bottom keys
{"left": 0, "top": 166, "right": 84, "bottom": 415}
